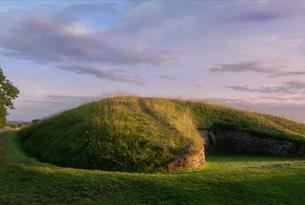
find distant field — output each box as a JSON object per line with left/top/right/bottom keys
{"left": 1, "top": 131, "right": 305, "bottom": 205}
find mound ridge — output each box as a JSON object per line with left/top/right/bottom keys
{"left": 20, "top": 96, "right": 305, "bottom": 173}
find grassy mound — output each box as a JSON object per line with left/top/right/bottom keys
{"left": 20, "top": 97, "right": 203, "bottom": 172}
{"left": 19, "top": 96, "right": 305, "bottom": 172}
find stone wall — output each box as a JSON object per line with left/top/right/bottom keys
{"left": 167, "top": 146, "right": 205, "bottom": 170}
{"left": 168, "top": 127, "right": 305, "bottom": 171}
{"left": 198, "top": 128, "right": 305, "bottom": 157}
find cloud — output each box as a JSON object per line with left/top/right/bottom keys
{"left": 0, "top": 4, "right": 175, "bottom": 84}
{"left": 234, "top": 12, "right": 284, "bottom": 22}
{"left": 227, "top": 81, "right": 305, "bottom": 94}
{"left": 210, "top": 60, "right": 278, "bottom": 73}
{"left": 210, "top": 59, "right": 305, "bottom": 78}
{"left": 260, "top": 96, "right": 305, "bottom": 102}
{"left": 157, "top": 74, "right": 176, "bottom": 80}
{"left": 5, "top": 1, "right": 305, "bottom": 122}
{"left": 272, "top": 71, "right": 305, "bottom": 77}
{"left": 230, "top": 1, "right": 305, "bottom": 23}
{"left": 1, "top": 2, "right": 304, "bottom": 85}
{"left": 58, "top": 64, "right": 143, "bottom": 85}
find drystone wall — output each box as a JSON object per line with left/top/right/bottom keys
{"left": 168, "top": 126, "right": 305, "bottom": 170}
{"left": 198, "top": 128, "right": 305, "bottom": 157}
{"left": 167, "top": 146, "right": 205, "bottom": 170}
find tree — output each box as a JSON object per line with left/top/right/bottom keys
{"left": 0, "top": 66, "right": 19, "bottom": 127}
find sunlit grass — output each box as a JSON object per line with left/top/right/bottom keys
{"left": 19, "top": 97, "right": 203, "bottom": 172}
{"left": 2, "top": 132, "right": 305, "bottom": 204}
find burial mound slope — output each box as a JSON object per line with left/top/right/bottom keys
{"left": 20, "top": 97, "right": 305, "bottom": 173}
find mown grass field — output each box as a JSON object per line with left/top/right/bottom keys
{"left": 2, "top": 131, "right": 305, "bottom": 205}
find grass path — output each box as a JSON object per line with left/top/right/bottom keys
{"left": 1, "top": 132, "right": 305, "bottom": 204}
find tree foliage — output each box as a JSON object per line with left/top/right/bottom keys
{"left": 0, "top": 66, "right": 19, "bottom": 125}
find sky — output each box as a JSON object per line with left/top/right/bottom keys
{"left": 1, "top": 0, "right": 305, "bottom": 122}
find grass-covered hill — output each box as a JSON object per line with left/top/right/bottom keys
{"left": 19, "top": 96, "right": 305, "bottom": 173}
{"left": 20, "top": 97, "right": 204, "bottom": 173}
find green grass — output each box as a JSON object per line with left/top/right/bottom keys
{"left": 2, "top": 131, "right": 305, "bottom": 205}
{"left": 19, "top": 96, "right": 305, "bottom": 173}
{"left": 19, "top": 97, "right": 203, "bottom": 172}
{"left": 178, "top": 99, "right": 305, "bottom": 141}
